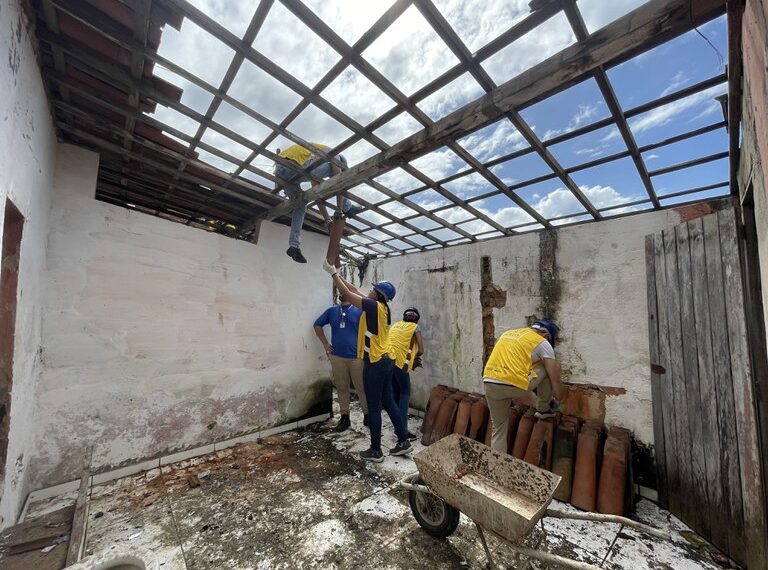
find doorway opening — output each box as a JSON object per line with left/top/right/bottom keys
{"left": 0, "top": 199, "right": 24, "bottom": 497}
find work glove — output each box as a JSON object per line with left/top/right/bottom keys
{"left": 413, "top": 356, "right": 423, "bottom": 369}
{"left": 322, "top": 259, "right": 338, "bottom": 276}
{"left": 549, "top": 398, "right": 561, "bottom": 413}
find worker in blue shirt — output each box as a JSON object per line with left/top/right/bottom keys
{"left": 313, "top": 296, "right": 368, "bottom": 432}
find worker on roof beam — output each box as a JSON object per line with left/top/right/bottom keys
{"left": 274, "top": 143, "right": 363, "bottom": 264}
{"left": 483, "top": 320, "right": 563, "bottom": 453}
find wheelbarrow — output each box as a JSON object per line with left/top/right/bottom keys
{"left": 398, "top": 434, "right": 672, "bottom": 570}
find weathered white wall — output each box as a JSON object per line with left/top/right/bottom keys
{"left": 365, "top": 205, "right": 725, "bottom": 446}
{"left": 0, "top": 0, "right": 57, "bottom": 526}
{"left": 31, "top": 145, "right": 334, "bottom": 488}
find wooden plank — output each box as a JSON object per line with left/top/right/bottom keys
{"left": 718, "top": 207, "right": 768, "bottom": 569}
{"left": 726, "top": 1, "right": 744, "bottom": 192}
{"left": 674, "top": 222, "right": 710, "bottom": 538}
{"left": 645, "top": 234, "right": 668, "bottom": 507}
{"left": 702, "top": 212, "right": 746, "bottom": 561}
{"left": 687, "top": 217, "right": 729, "bottom": 553}
{"left": 65, "top": 449, "right": 92, "bottom": 566}
{"left": 662, "top": 228, "right": 695, "bottom": 527}
{"left": 2, "top": 543, "right": 67, "bottom": 570}
{"left": 248, "top": 0, "right": 727, "bottom": 225}
{"left": 0, "top": 505, "right": 74, "bottom": 551}
{"left": 653, "top": 231, "right": 680, "bottom": 515}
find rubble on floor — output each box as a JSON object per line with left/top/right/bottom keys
{"left": 21, "top": 403, "right": 734, "bottom": 569}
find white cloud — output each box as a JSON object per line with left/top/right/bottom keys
{"left": 661, "top": 70, "right": 691, "bottom": 96}
{"left": 625, "top": 85, "right": 724, "bottom": 137}
{"left": 251, "top": 2, "right": 341, "bottom": 88}
{"left": 472, "top": 184, "right": 635, "bottom": 230}
{"left": 577, "top": 0, "right": 649, "bottom": 34}
{"left": 188, "top": 0, "right": 254, "bottom": 38}
{"left": 322, "top": 67, "right": 397, "bottom": 126}
{"left": 418, "top": 73, "right": 485, "bottom": 121}
{"left": 573, "top": 144, "right": 611, "bottom": 158}
{"left": 460, "top": 120, "right": 527, "bottom": 162}
{"left": 569, "top": 104, "right": 600, "bottom": 129}
{"left": 409, "top": 147, "right": 468, "bottom": 181}
{"left": 482, "top": 13, "right": 574, "bottom": 85}
{"left": 157, "top": 17, "right": 234, "bottom": 88}
{"left": 300, "top": 1, "right": 396, "bottom": 46}
{"left": 432, "top": 0, "right": 529, "bottom": 51}
{"left": 363, "top": 5, "right": 461, "bottom": 95}
{"left": 374, "top": 112, "right": 424, "bottom": 146}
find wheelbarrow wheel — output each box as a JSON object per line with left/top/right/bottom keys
{"left": 408, "top": 476, "right": 460, "bottom": 538}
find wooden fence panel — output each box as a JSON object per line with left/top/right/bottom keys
{"left": 646, "top": 207, "right": 767, "bottom": 567}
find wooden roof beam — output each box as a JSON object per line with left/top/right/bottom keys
{"left": 246, "top": 0, "right": 725, "bottom": 228}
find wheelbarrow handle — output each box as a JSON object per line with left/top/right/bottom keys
{"left": 544, "top": 509, "right": 672, "bottom": 542}
{"left": 397, "top": 472, "right": 435, "bottom": 496}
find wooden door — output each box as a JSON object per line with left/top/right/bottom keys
{"left": 646, "top": 206, "right": 767, "bottom": 568}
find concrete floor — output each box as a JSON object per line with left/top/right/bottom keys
{"left": 26, "top": 401, "right": 733, "bottom": 569}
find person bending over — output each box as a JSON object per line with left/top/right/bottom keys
{"left": 274, "top": 143, "right": 362, "bottom": 263}
{"left": 483, "top": 320, "right": 562, "bottom": 453}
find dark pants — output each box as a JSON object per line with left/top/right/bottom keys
{"left": 391, "top": 366, "right": 411, "bottom": 434}
{"left": 364, "top": 357, "right": 407, "bottom": 452}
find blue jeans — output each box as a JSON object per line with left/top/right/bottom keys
{"left": 363, "top": 357, "right": 407, "bottom": 452}
{"left": 391, "top": 366, "right": 411, "bottom": 434}
{"left": 275, "top": 155, "right": 351, "bottom": 249}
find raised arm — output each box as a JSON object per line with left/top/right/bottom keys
{"left": 337, "top": 274, "right": 367, "bottom": 298}
{"left": 324, "top": 261, "right": 366, "bottom": 308}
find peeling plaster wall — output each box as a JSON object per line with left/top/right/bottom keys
{"left": 367, "top": 205, "right": 728, "bottom": 446}
{"left": 32, "top": 145, "right": 333, "bottom": 488}
{"left": 0, "top": 0, "right": 57, "bottom": 526}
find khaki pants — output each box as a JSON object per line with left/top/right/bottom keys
{"left": 329, "top": 355, "right": 367, "bottom": 414}
{"left": 484, "top": 377, "right": 552, "bottom": 452}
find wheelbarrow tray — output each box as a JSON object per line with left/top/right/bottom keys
{"left": 413, "top": 434, "right": 561, "bottom": 544}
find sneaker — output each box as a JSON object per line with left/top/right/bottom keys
{"left": 407, "top": 431, "right": 418, "bottom": 442}
{"left": 343, "top": 205, "right": 364, "bottom": 219}
{"left": 363, "top": 414, "right": 369, "bottom": 428}
{"left": 286, "top": 246, "right": 307, "bottom": 263}
{"left": 359, "top": 448, "right": 384, "bottom": 463}
{"left": 334, "top": 415, "right": 350, "bottom": 433}
{"left": 389, "top": 440, "right": 412, "bottom": 456}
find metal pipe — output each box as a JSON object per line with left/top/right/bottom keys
{"left": 508, "top": 545, "right": 603, "bottom": 570}
{"left": 397, "top": 473, "right": 435, "bottom": 495}
{"left": 544, "top": 509, "right": 672, "bottom": 541}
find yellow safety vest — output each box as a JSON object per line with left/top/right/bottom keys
{"left": 389, "top": 321, "right": 418, "bottom": 371}
{"left": 279, "top": 143, "right": 329, "bottom": 166}
{"left": 357, "top": 301, "right": 391, "bottom": 363}
{"left": 483, "top": 328, "right": 545, "bottom": 390}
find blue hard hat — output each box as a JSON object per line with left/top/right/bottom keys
{"left": 533, "top": 319, "right": 559, "bottom": 348}
{"left": 372, "top": 281, "right": 396, "bottom": 301}
{"left": 403, "top": 307, "right": 420, "bottom": 322}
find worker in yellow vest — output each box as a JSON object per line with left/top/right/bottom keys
{"left": 483, "top": 320, "right": 562, "bottom": 452}
{"left": 274, "top": 143, "right": 363, "bottom": 263}
{"left": 322, "top": 260, "right": 412, "bottom": 462}
{"left": 389, "top": 307, "right": 425, "bottom": 442}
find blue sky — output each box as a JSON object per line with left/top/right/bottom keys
{"left": 148, "top": 0, "right": 730, "bottom": 254}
